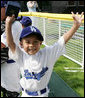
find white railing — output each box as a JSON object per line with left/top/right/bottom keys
{"left": 35, "top": 17, "right": 84, "bottom": 68}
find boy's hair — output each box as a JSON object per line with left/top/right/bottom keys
{"left": 19, "top": 26, "right": 44, "bottom": 41}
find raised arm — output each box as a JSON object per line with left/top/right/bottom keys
{"left": 63, "top": 12, "right": 84, "bottom": 44}
{"left": 5, "top": 15, "right": 16, "bottom": 53}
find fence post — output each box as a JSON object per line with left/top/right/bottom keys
{"left": 82, "top": 40, "right": 84, "bottom": 68}
{"left": 43, "top": 18, "right": 46, "bottom": 45}
{"left": 59, "top": 20, "right": 61, "bottom": 39}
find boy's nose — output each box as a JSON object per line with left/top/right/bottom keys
{"left": 29, "top": 43, "right": 34, "bottom": 47}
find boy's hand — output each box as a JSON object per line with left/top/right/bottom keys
{"left": 63, "top": 12, "right": 84, "bottom": 44}
{"left": 6, "top": 14, "right": 15, "bottom": 24}
{"left": 71, "top": 12, "right": 84, "bottom": 28}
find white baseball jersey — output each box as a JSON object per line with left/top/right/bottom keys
{"left": 1, "top": 21, "right": 22, "bottom": 92}
{"left": 9, "top": 36, "right": 65, "bottom": 97}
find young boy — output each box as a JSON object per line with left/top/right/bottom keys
{"left": 5, "top": 12, "right": 84, "bottom": 97}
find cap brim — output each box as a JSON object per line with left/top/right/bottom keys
{"left": 20, "top": 32, "right": 44, "bottom": 41}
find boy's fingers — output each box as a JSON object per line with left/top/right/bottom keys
{"left": 80, "top": 12, "right": 84, "bottom": 18}
{"left": 71, "top": 12, "right": 75, "bottom": 17}
{"left": 81, "top": 17, "right": 84, "bottom": 21}
{"left": 76, "top": 12, "right": 79, "bottom": 17}
{"left": 76, "top": 12, "right": 78, "bottom": 15}
{"left": 71, "top": 12, "right": 74, "bottom": 15}
{"left": 71, "top": 12, "right": 75, "bottom": 20}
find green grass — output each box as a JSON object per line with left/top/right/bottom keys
{"left": 53, "top": 56, "right": 84, "bottom": 97}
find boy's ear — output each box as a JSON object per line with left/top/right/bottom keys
{"left": 19, "top": 42, "right": 23, "bottom": 48}
{"left": 40, "top": 41, "right": 42, "bottom": 45}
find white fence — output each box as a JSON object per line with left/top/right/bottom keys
{"left": 33, "top": 17, "right": 84, "bottom": 68}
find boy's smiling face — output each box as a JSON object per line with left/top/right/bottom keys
{"left": 20, "top": 35, "right": 42, "bottom": 55}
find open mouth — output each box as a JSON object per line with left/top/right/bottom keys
{"left": 28, "top": 48, "right": 36, "bottom": 52}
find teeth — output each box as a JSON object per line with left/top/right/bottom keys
{"left": 28, "top": 48, "right": 35, "bottom": 51}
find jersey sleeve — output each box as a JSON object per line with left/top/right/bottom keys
{"left": 46, "top": 36, "right": 66, "bottom": 66}
{"left": 8, "top": 46, "right": 23, "bottom": 64}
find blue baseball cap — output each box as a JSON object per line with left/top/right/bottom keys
{"left": 1, "top": 1, "right": 7, "bottom": 8}
{"left": 20, "top": 16, "right": 32, "bottom": 27}
{"left": 19, "top": 26, "right": 44, "bottom": 41}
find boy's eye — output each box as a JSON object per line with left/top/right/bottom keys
{"left": 33, "top": 41, "right": 39, "bottom": 45}
{"left": 25, "top": 41, "right": 30, "bottom": 44}
{"left": 25, "top": 40, "right": 39, "bottom": 45}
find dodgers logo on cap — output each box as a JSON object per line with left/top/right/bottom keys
{"left": 30, "top": 26, "right": 37, "bottom": 32}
